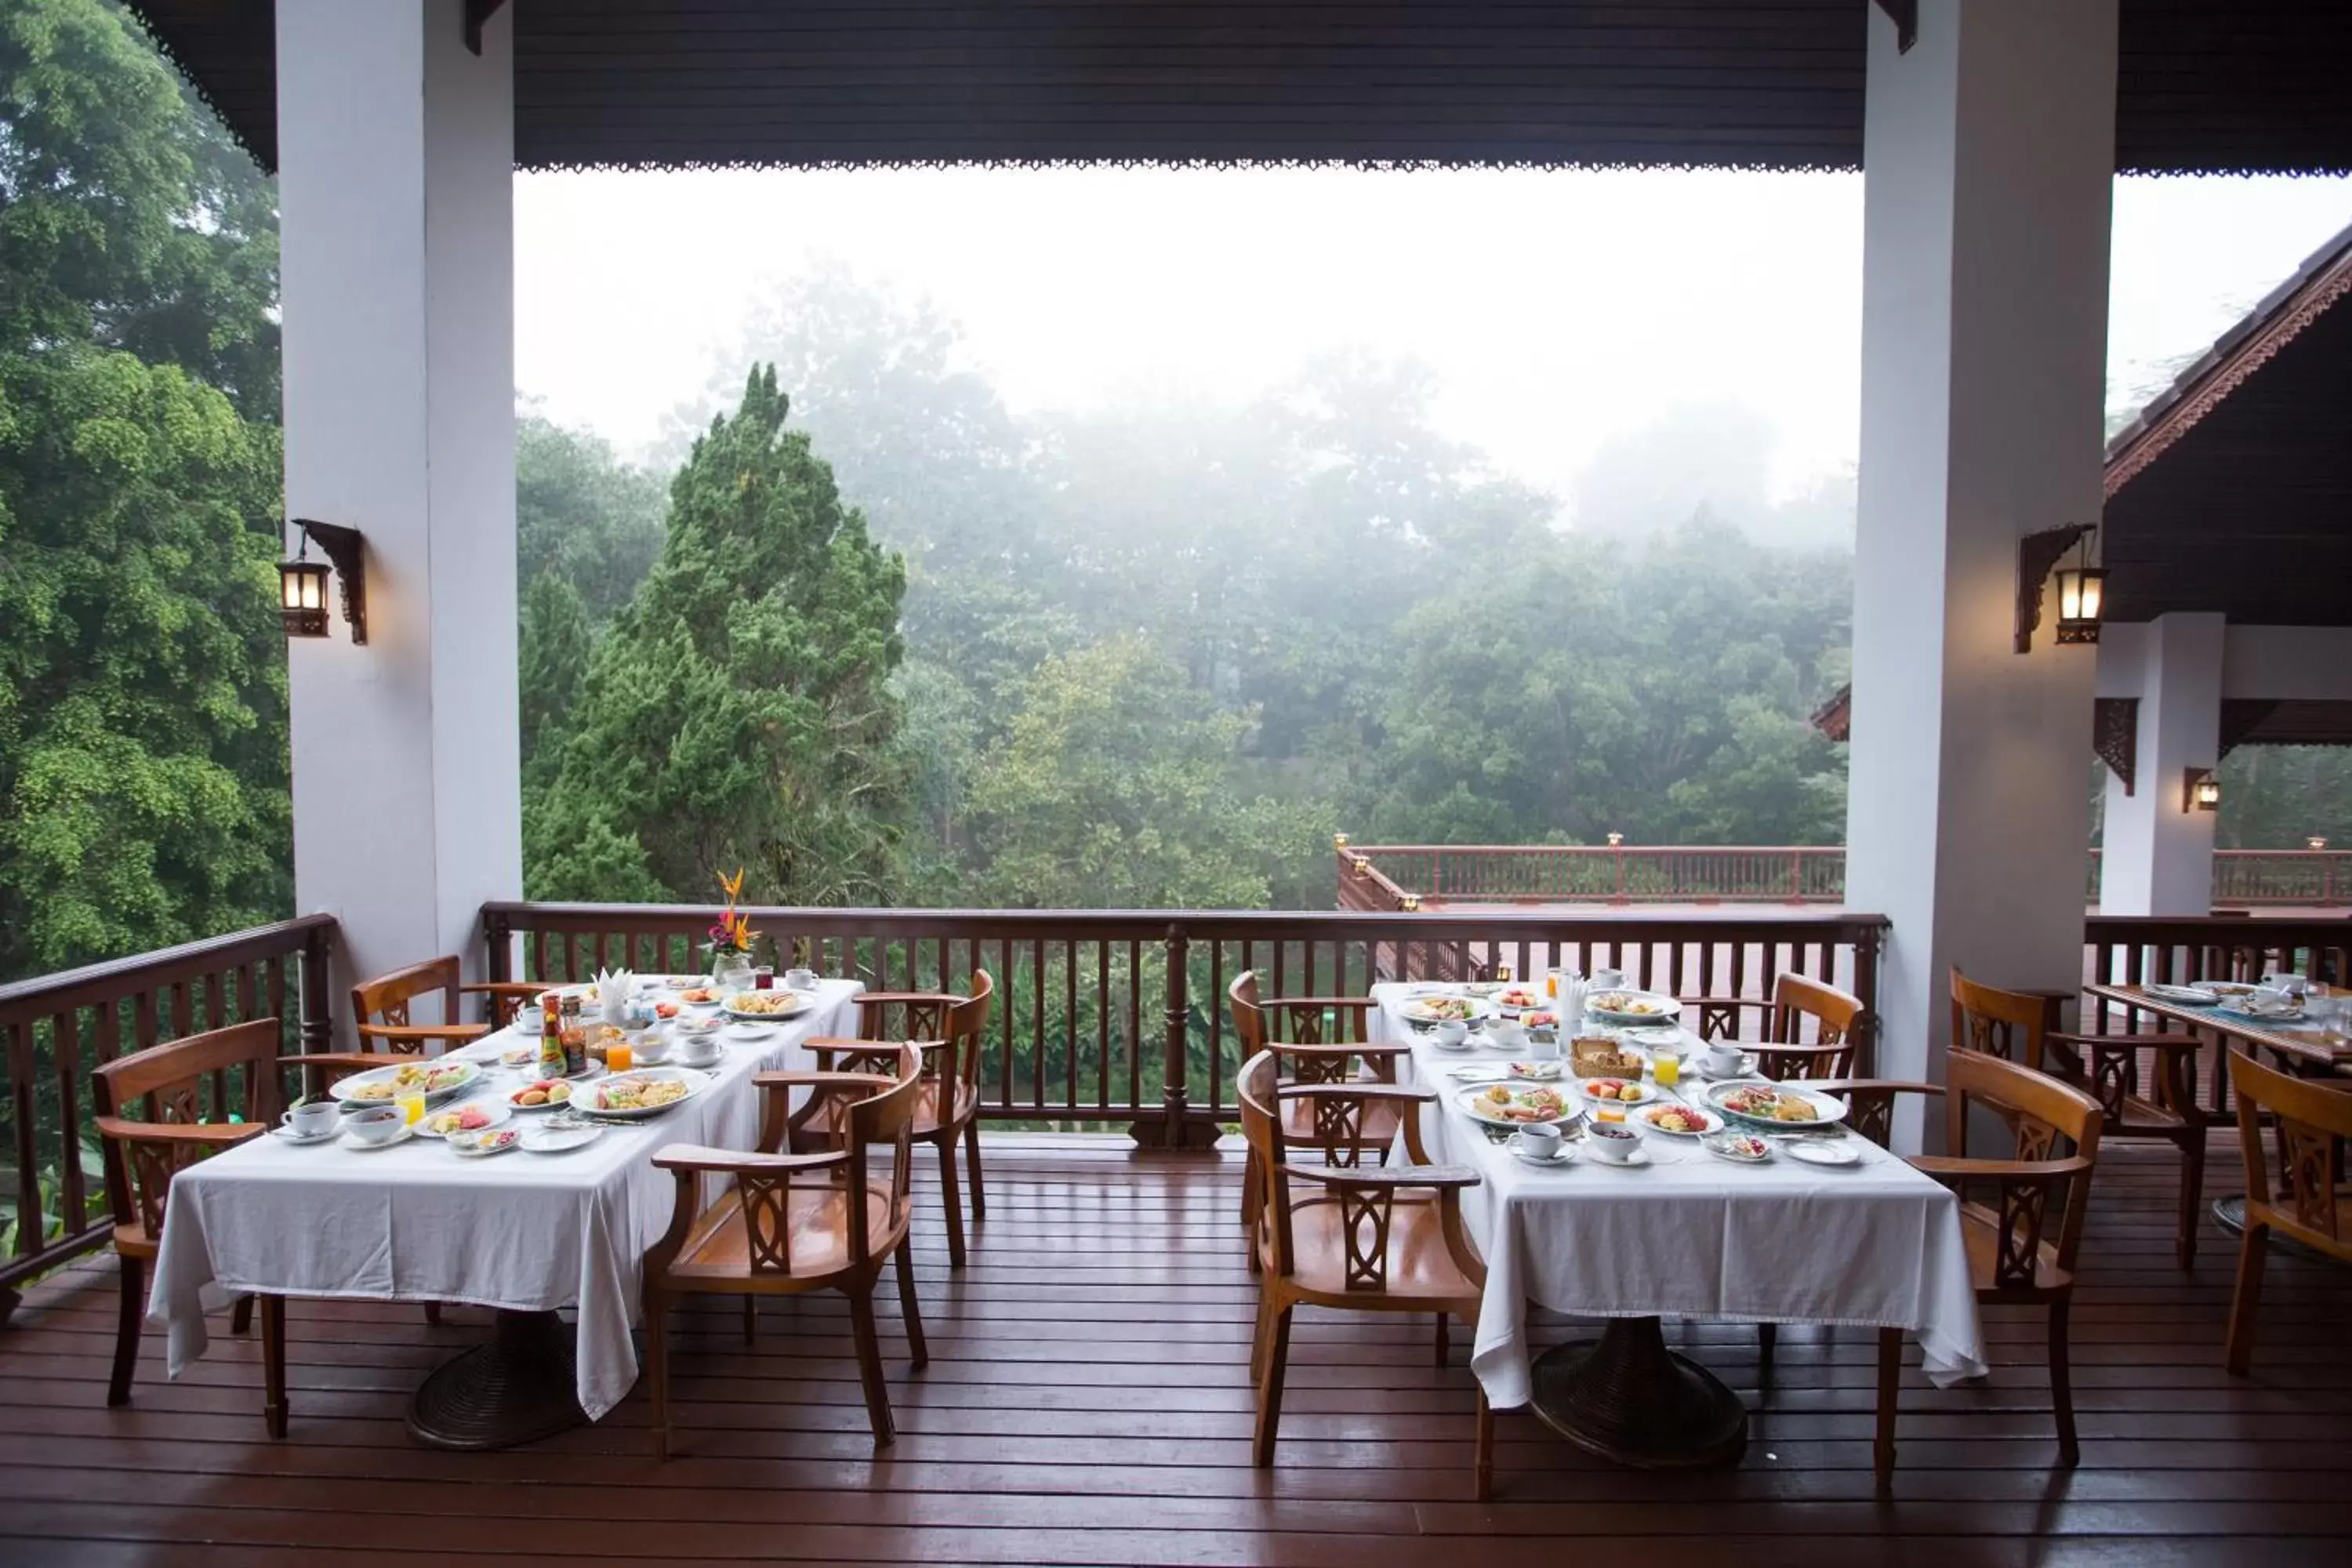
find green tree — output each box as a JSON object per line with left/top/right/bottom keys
{"left": 516, "top": 408, "right": 668, "bottom": 625}
{"left": 526, "top": 366, "right": 911, "bottom": 907}
{"left": 963, "top": 637, "right": 1330, "bottom": 909}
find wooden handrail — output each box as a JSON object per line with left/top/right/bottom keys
{"left": 1, "top": 915, "right": 336, "bottom": 1314}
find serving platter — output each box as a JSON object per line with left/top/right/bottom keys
{"left": 1402, "top": 994, "right": 1494, "bottom": 1025}
{"left": 1584, "top": 990, "right": 1682, "bottom": 1028}
{"left": 571, "top": 1066, "right": 712, "bottom": 1119}
{"left": 1706, "top": 1080, "right": 1850, "bottom": 1129}
{"left": 328, "top": 1058, "right": 481, "bottom": 1107}
{"left": 721, "top": 990, "right": 815, "bottom": 1022}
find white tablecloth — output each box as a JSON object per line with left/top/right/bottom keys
{"left": 1370, "top": 984, "right": 1986, "bottom": 1409}
{"left": 151, "top": 978, "right": 862, "bottom": 1420}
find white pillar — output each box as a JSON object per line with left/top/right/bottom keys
{"left": 2098, "top": 615, "right": 2224, "bottom": 915}
{"left": 278, "top": 0, "right": 519, "bottom": 1030}
{"left": 1846, "top": 0, "right": 2117, "bottom": 1142}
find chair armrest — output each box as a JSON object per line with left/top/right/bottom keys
{"left": 1276, "top": 1083, "right": 1436, "bottom": 1107}
{"left": 1290, "top": 1163, "right": 1481, "bottom": 1192}
{"left": 1269, "top": 1041, "right": 1408, "bottom": 1060}
{"left": 1262, "top": 996, "right": 1374, "bottom": 1013}
{"left": 355, "top": 1022, "right": 488, "bottom": 1048}
{"left": 1810, "top": 1078, "right": 1946, "bottom": 1099}
{"left": 1907, "top": 1153, "right": 2094, "bottom": 1182}
{"left": 94, "top": 1116, "right": 267, "bottom": 1149}
{"left": 752, "top": 1070, "right": 896, "bottom": 1093}
{"left": 652, "top": 1144, "right": 850, "bottom": 1176}
{"left": 460, "top": 982, "right": 544, "bottom": 997}
{"left": 2052, "top": 1029, "right": 2201, "bottom": 1054}
{"left": 809, "top": 1037, "right": 940, "bottom": 1063}
{"left": 854, "top": 991, "right": 960, "bottom": 1011}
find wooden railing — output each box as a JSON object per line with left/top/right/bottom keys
{"left": 0, "top": 916, "right": 336, "bottom": 1315}
{"left": 484, "top": 902, "right": 1889, "bottom": 1148}
{"left": 1351, "top": 843, "right": 2352, "bottom": 909}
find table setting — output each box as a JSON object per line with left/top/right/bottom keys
{"left": 1370, "top": 976, "right": 1984, "bottom": 1468}
{"left": 150, "top": 967, "right": 862, "bottom": 1447}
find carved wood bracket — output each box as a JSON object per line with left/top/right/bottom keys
{"left": 2093, "top": 698, "right": 2138, "bottom": 796}
{"left": 1873, "top": 0, "right": 1919, "bottom": 53}
{"left": 2015, "top": 523, "right": 2097, "bottom": 654}
{"left": 464, "top": 0, "right": 510, "bottom": 56}
{"left": 2220, "top": 700, "right": 2281, "bottom": 760}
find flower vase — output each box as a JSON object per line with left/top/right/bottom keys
{"left": 707, "top": 947, "right": 755, "bottom": 993}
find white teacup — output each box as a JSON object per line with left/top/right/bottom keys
{"left": 676, "top": 1035, "right": 723, "bottom": 1069}
{"left": 1513, "top": 1123, "right": 1563, "bottom": 1160}
{"left": 281, "top": 1101, "right": 338, "bottom": 1139}
{"left": 1432, "top": 1018, "right": 1468, "bottom": 1050}
{"left": 1704, "top": 1041, "right": 1746, "bottom": 1076}
{"left": 784, "top": 967, "right": 819, "bottom": 992}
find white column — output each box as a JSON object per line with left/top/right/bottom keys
{"left": 2098, "top": 615, "right": 2224, "bottom": 915}
{"left": 1846, "top": 0, "right": 2118, "bottom": 1142}
{"left": 278, "top": 0, "right": 519, "bottom": 1031}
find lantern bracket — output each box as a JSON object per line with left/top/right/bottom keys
{"left": 2015, "top": 522, "right": 2098, "bottom": 654}
{"left": 293, "top": 517, "right": 368, "bottom": 644}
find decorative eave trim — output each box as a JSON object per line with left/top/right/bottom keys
{"left": 2105, "top": 235, "right": 2352, "bottom": 499}
{"left": 2093, "top": 698, "right": 2137, "bottom": 795}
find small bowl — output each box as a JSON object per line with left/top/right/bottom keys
{"left": 1586, "top": 1123, "right": 1641, "bottom": 1164}
{"left": 341, "top": 1105, "right": 406, "bottom": 1147}
{"left": 632, "top": 1033, "right": 673, "bottom": 1065}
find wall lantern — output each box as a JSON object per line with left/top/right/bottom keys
{"left": 277, "top": 518, "right": 368, "bottom": 644}
{"left": 1333, "top": 832, "right": 1351, "bottom": 850}
{"left": 2183, "top": 768, "right": 2220, "bottom": 813}
{"left": 2016, "top": 522, "right": 2103, "bottom": 652}
{"left": 2308, "top": 835, "right": 2329, "bottom": 851}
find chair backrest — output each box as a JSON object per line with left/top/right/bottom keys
{"left": 1949, "top": 970, "right": 2050, "bottom": 1069}
{"left": 2228, "top": 1047, "right": 2352, "bottom": 1258}
{"left": 1230, "top": 971, "right": 1266, "bottom": 1056}
{"left": 1230, "top": 970, "right": 1370, "bottom": 1082}
{"left": 1760, "top": 972, "right": 1864, "bottom": 1079}
{"left": 844, "top": 1043, "right": 923, "bottom": 1261}
{"left": 935, "top": 970, "right": 993, "bottom": 1092}
{"left": 1944, "top": 1049, "right": 2105, "bottom": 1280}
{"left": 92, "top": 1019, "right": 282, "bottom": 1237}
{"left": 1236, "top": 1050, "right": 1296, "bottom": 1275}
{"left": 352, "top": 955, "right": 463, "bottom": 1051}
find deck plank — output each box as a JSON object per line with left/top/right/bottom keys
{"left": 0, "top": 1131, "right": 2347, "bottom": 1565}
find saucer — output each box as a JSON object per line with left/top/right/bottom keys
{"left": 1785, "top": 1139, "right": 1862, "bottom": 1167}
{"left": 340, "top": 1124, "right": 416, "bottom": 1152}
{"left": 521, "top": 1123, "right": 605, "bottom": 1155}
{"left": 720, "top": 1022, "right": 775, "bottom": 1042}
{"left": 1510, "top": 1142, "right": 1577, "bottom": 1167}
{"left": 271, "top": 1123, "right": 339, "bottom": 1146}
{"left": 1584, "top": 1145, "right": 1653, "bottom": 1170}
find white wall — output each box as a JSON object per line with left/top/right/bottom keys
{"left": 2098, "top": 614, "right": 2223, "bottom": 914}
{"left": 1846, "top": 0, "right": 2116, "bottom": 1143}
{"left": 279, "top": 0, "right": 519, "bottom": 1035}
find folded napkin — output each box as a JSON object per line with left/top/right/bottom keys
{"left": 593, "top": 967, "right": 634, "bottom": 1018}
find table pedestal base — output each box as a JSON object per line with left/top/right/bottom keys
{"left": 407, "top": 1309, "right": 586, "bottom": 1450}
{"left": 1528, "top": 1317, "right": 1748, "bottom": 1469}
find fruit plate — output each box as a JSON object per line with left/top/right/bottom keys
{"left": 1576, "top": 1076, "right": 1655, "bottom": 1108}
{"left": 416, "top": 1098, "right": 514, "bottom": 1139}
{"left": 1636, "top": 1102, "right": 1722, "bottom": 1138}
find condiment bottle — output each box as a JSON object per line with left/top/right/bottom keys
{"left": 558, "top": 995, "right": 587, "bottom": 1077}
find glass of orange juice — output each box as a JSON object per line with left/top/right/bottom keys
{"left": 394, "top": 1088, "right": 426, "bottom": 1127}
{"left": 607, "top": 1040, "right": 633, "bottom": 1073}
{"left": 1652, "top": 1051, "right": 1681, "bottom": 1089}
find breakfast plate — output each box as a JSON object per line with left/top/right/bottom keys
{"left": 1402, "top": 994, "right": 1494, "bottom": 1025}
{"left": 328, "top": 1058, "right": 481, "bottom": 1107}
{"left": 2143, "top": 982, "right": 2220, "bottom": 1006}
{"left": 720, "top": 1022, "right": 776, "bottom": 1043}
{"left": 1584, "top": 990, "right": 1682, "bottom": 1027}
{"left": 1637, "top": 1102, "right": 1722, "bottom": 1137}
{"left": 572, "top": 1067, "right": 711, "bottom": 1118}
{"left": 417, "top": 1099, "right": 514, "bottom": 1139}
{"left": 723, "top": 990, "right": 814, "bottom": 1022}
{"left": 508, "top": 1079, "right": 579, "bottom": 1111}
{"left": 1577, "top": 1076, "right": 1654, "bottom": 1107}
{"left": 1457, "top": 1083, "right": 1580, "bottom": 1127}
{"left": 1707, "top": 1081, "right": 1850, "bottom": 1129}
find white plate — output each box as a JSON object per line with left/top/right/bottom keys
{"left": 1706, "top": 1080, "right": 1850, "bottom": 1129}
{"left": 1785, "top": 1138, "right": 1863, "bottom": 1167}
{"left": 1635, "top": 1102, "right": 1722, "bottom": 1137}
{"left": 721, "top": 990, "right": 815, "bottom": 1022}
{"left": 1504, "top": 1060, "right": 1565, "bottom": 1080}
{"left": 1584, "top": 990, "right": 1682, "bottom": 1027}
{"left": 521, "top": 1123, "right": 605, "bottom": 1154}
{"left": 448, "top": 1128, "right": 521, "bottom": 1158}
{"left": 720, "top": 1022, "right": 776, "bottom": 1043}
{"left": 327, "top": 1058, "right": 481, "bottom": 1107}
{"left": 1575, "top": 1077, "right": 1655, "bottom": 1107}
{"left": 416, "top": 1098, "right": 514, "bottom": 1139}
{"left": 1704, "top": 1133, "right": 1773, "bottom": 1163}
{"left": 506, "top": 1080, "right": 583, "bottom": 1112}
{"left": 339, "top": 1123, "right": 416, "bottom": 1152}
{"left": 2143, "top": 983, "right": 2220, "bottom": 1006}
{"left": 1402, "top": 996, "right": 1494, "bottom": 1026}
{"left": 572, "top": 1066, "right": 712, "bottom": 1118}
{"left": 1626, "top": 1025, "right": 1686, "bottom": 1047}
{"left": 1457, "top": 1085, "right": 1581, "bottom": 1128}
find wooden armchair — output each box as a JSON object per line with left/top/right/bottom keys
{"left": 350, "top": 955, "right": 538, "bottom": 1054}
{"left": 798, "top": 971, "right": 994, "bottom": 1267}
{"left": 1236, "top": 1049, "right": 1494, "bottom": 1498}
{"left": 1228, "top": 971, "right": 1409, "bottom": 1254}
{"left": 1858, "top": 1050, "right": 2104, "bottom": 1483}
{"left": 1685, "top": 971, "right": 1866, "bottom": 1079}
{"left": 91, "top": 1020, "right": 278, "bottom": 1414}
{"left": 2223, "top": 1049, "right": 2352, "bottom": 1374}
{"left": 643, "top": 1044, "right": 927, "bottom": 1458}
{"left": 1954, "top": 969, "right": 2206, "bottom": 1267}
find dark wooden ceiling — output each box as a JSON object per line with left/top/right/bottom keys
{"left": 125, "top": 1, "right": 2352, "bottom": 176}
{"left": 2103, "top": 224, "right": 2352, "bottom": 627}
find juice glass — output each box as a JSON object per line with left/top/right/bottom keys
{"left": 1652, "top": 1051, "right": 1681, "bottom": 1088}
{"left": 394, "top": 1089, "right": 426, "bottom": 1127}
{"left": 607, "top": 1041, "right": 634, "bottom": 1073}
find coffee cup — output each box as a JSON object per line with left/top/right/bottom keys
{"left": 1432, "top": 1019, "right": 1468, "bottom": 1050}
{"left": 1586, "top": 1123, "right": 1640, "bottom": 1163}
{"left": 1514, "top": 1123, "right": 1563, "bottom": 1160}
{"left": 785, "top": 967, "right": 818, "bottom": 992}
{"left": 1704, "top": 1041, "right": 1746, "bottom": 1076}
{"left": 281, "top": 1101, "right": 338, "bottom": 1139}
{"left": 677, "top": 1034, "right": 722, "bottom": 1068}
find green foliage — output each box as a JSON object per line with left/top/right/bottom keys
{"left": 527, "top": 367, "right": 911, "bottom": 906}
{"left": 516, "top": 408, "right": 667, "bottom": 625}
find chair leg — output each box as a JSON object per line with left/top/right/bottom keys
{"left": 1433, "top": 1311, "right": 1450, "bottom": 1368}
{"left": 230, "top": 1293, "right": 254, "bottom": 1337}
{"left": 963, "top": 1120, "right": 986, "bottom": 1223}
{"left": 1250, "top": 1290, "right": 1275, "bottom": 1387}
{"left": 645, "top": 1294, "right": 671, "bottom": 1460}
{"left": 260, "top": 1294, "right": 288, "bottom": 1440}
{"left": 423, "top": 1301, "right": 443, "bottom": 1327}
{"left": 1757, "top": 1321, "right": 1777, "bottom": 1377}
{"left": 1874, "top": 1327, "right": 1901, "bottom": 1491}
{"left": 894, "top": 1240, "right": 930, "bottom": 1369}
{"left": 742, "top": 1295, "right": 757, "bottom": 1345}
{"left": 1252, "top": 1304, "right": 1293, "bottom": 1468}
{"left": 109, "top": 1255, "right": 145, "bottom": 1407}
{"left": 2175, "top": 1133, "right": 2206, "bottom": 1271}
{"left": 1240, "top": 1148, "right": 1260, "bottom": 1231}
{"left": 1473, "top": 1385, "right": 1494, "bottom": 1502}
{"left": 935, "top": 1136, "right": 968, "bottom": 1270}
{"left": 848, "top": 1286, "right": 896, "bottom": 1448}
{"left": 2049, "top": 1298, "right": 2079, "bottom": 1468}
{"left": 2223, "top": 1222, "right": 2270, "bottom": 1377}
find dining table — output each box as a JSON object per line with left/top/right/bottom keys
{"left": 150, "top": 975, "right": 862, "bottom": 1449}
{"left": 1369, "top": 982, "right": 1986, "bottom": 1469}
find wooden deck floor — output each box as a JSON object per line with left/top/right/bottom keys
{"left": 2, "top": 1133, "right": 2350, "bottom": 1566}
